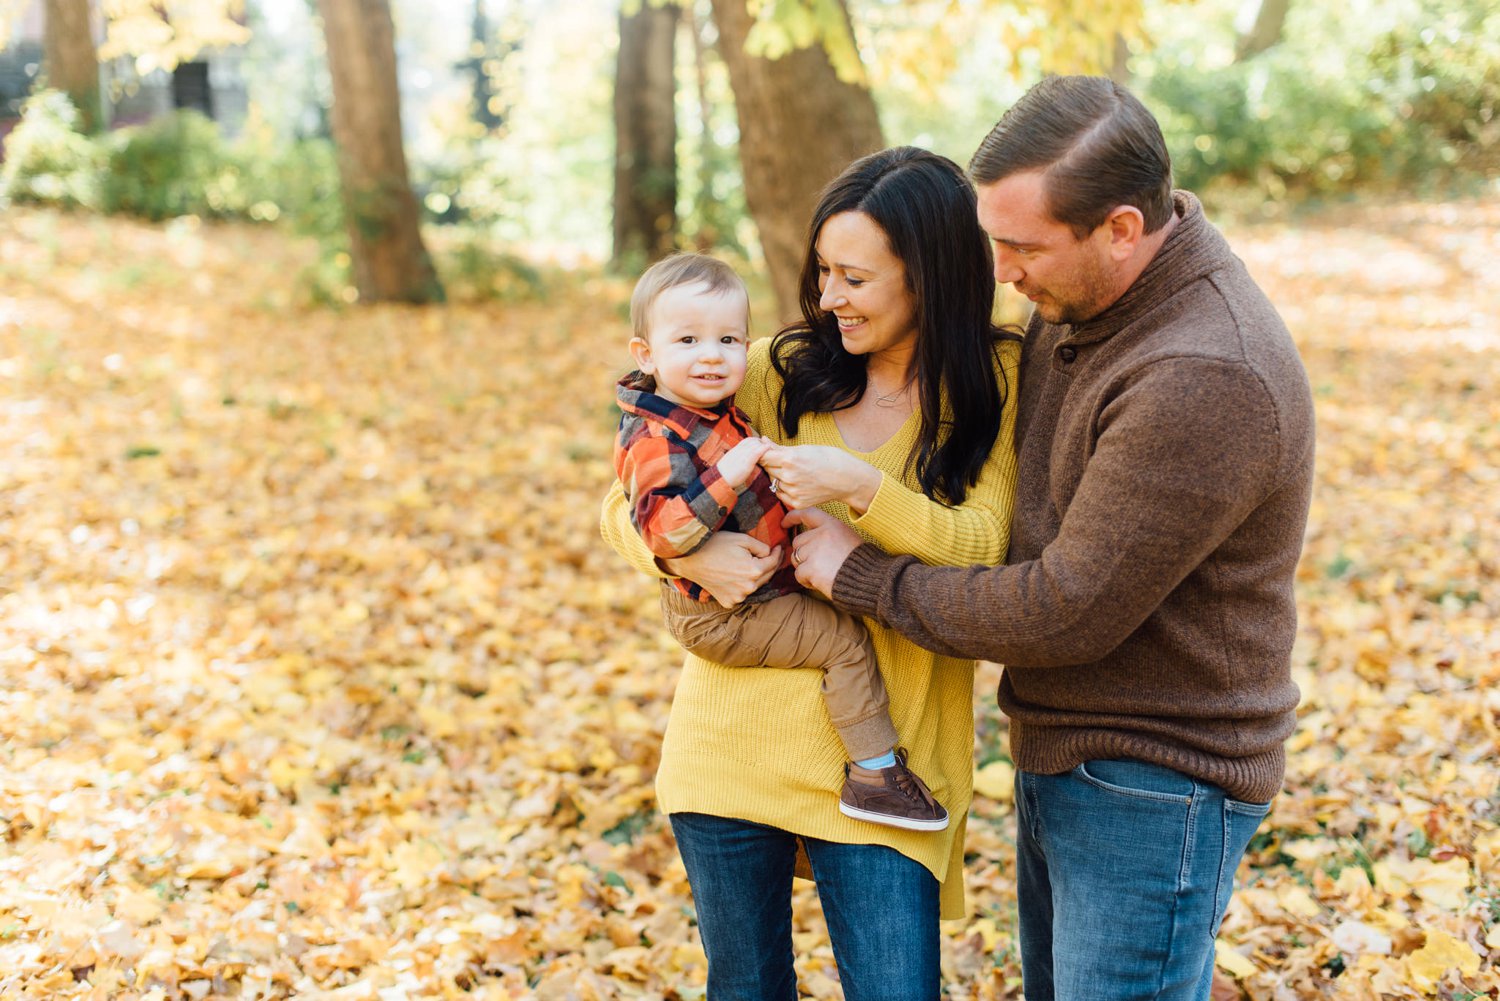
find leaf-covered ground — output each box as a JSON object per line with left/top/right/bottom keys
{"left": 0, "top": 198, "right": 1496, "bottom": 1000}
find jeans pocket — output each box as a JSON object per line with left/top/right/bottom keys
{"left": 1211, "top": 797, "right": 1272, "bottom": 935}
{"left": 1225, "top": 797, "right": 1272, "bottom": 820}
{"left": 1076, "top": 759, "right": 1195, "bottom": 804}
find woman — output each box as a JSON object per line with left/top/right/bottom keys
{"left": 600, "top": 147, "right": 1021, "bottom": 1000}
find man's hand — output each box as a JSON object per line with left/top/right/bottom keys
{"left": 664, "top": 531, "right": 782, "bottom": 607}
{"left": 783, "top": 508, "right": 862, "bottom": 599}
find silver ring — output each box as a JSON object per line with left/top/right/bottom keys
{"left": 769, "top": 478, "right": 779, "bottom": 493}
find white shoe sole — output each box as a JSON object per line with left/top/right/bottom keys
{"left": 839, "top": 800, "right": 950, "bottom": 832}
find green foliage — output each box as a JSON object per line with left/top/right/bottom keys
{"left": 3, "top": 91, "right": 345, "bottom": 233}
{"left": 1141, "top": 0, "right": 1500, "bottom": 199}
{"left": 223, "top": 121, "right": 350, "bottom": 304}
{"left": 97, "top": 110, "right": 241, "bottom": 220}
{"left": 226, "top": 119, "right": 344, "bottom": 240}
{"left": 1, "top": 91, "right": 351, "bottom": 303}
{"left": 414, "top": 136, "right": 516, "bottom": 228}
{"left": 746, "top": 0, "right": 865, "bottom": 85}
{"left": 413, "top": 137, "right": 566, "bottom": 303}
{"left": 0, "top": 91, "right": 104, "bottom": 209}
{"left": 431, "top": 229, "right": 547, "bottom": 303}
{"left": 1372, "top": 4, "right": 1500, "bottom": 174}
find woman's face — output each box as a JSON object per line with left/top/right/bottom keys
{"left": 814, "top": 211, "right": 919, "bottom": 361}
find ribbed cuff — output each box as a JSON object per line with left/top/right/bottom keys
{"left": 833, "top": 543, "right": 899, "bottom": 620}
{"left": 835, "top": 711, "right": 901, "bottom": 763}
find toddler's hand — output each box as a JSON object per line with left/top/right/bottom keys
{"left": 716, "top": 437, "right": 771, "bottom": 488}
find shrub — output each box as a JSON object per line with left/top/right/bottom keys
{"left": 0, "top": 90, "right": 104, "bottom": 209}
{"left": 97, "top": 109, "right": 241, "bottom": 220}
{"left": 431, "top": 228, "right": 547, "bottom": 303}
{"left": 1372, "top": 3, "right": 1500, "bottom": 177}
{"left": 414, "top": 136, "right": 517, "bottom": 228}
{"left": 1140, "top": 0, "right": 1500, "bottom": 198}
{"left": 226, "top": 124, "right": 344, "bottom": 240}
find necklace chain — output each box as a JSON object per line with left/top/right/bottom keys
{"left": 873, "top": 379, "right": 914, "bottom": 408}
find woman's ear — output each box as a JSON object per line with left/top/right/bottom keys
{"left": 629, "top": 336, "right": 656, "bottom": 374}
{"left": 1104, "top": 206, "right": 1146, "bottom": 262}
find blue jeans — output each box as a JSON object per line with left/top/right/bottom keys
{"left": 1015, "top": 760, "right": 1272, "bottom": 1001}
{"left": 669, "top": 812, "right": 940, "bottom": 1001}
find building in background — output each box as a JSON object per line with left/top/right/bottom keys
{"left": 0, "top": 0, "right": 247, "bottom": 153}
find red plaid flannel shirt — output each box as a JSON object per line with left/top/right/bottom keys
{"left": 613, "top": 374, "right": 798, "bottom": 603}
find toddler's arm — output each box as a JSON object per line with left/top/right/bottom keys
{"left": 714, "top": 437, "right": 771, "bottom": 489}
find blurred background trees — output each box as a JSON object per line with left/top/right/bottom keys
{"left": 1, "top": 0, "right": 1496, "bottom": 308}
{"left": 711, "top": 0, "right": 882, "bottom": 318}
{"left": 40, "top": 0, "right": 96, "bottom": 130}
{"left": 612, "top": 0, "right": 678, "bottom": 271}
{"left": 315, "top": 0, "right": 442, "bottom": 303}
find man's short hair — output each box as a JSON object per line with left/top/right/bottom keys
{"left": 969, "top": 75, "right": 1174, "bottom": 238}
{"left": 630, "top": 252, "right": 747, "bottom": 340}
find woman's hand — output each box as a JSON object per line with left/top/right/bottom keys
{"left": 760, "top": 444, "right": 882, "bottom": 515}
{"left": 785, "top": 508, "right": 864, "bottom": 599}
{"left": 664, "top": 532, "right": 783, "bottom": 608}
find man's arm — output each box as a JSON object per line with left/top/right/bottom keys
{"left": 832, "top": 358, "right": 1287, "bottom": 666}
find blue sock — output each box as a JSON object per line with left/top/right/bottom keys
{"left": 855, "top": 750, "right": 897, "bottom": 770}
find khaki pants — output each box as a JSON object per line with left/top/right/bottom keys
{"left": 660, "top": 586, "right": 898, "bottom": 761}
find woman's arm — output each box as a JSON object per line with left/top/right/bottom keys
{"left": 763, "top": 342, "right": 1022, "bottom": 567}
{"left": 760, "top": 438, "right": 1014, "bottom": 567}
{"left": 855, "top": 342, "right": 1021, "bottom": 566}
{"left": 850, "top": 450, "right": 1016, "bottom": 567}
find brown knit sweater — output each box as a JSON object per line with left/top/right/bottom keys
{"left": 833, "top": 192, "right": 1315, "bottom": 803}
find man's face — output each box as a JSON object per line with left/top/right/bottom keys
{"left": 976, "top": 170, "right": 1117, "bottom": 325}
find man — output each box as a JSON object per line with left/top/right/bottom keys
{"left": 787, "top": 75, "right": 1315, "bottom": 1000}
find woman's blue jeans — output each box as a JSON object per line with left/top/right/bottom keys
{"left": 1014, "top": 760, "right": 1272, "bottom": 1001}
{"left": 669, "top": 812, "right": 940, "bottom": 1001}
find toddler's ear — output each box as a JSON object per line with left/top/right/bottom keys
{"left": 628, "top": 336, "right": 655, "bottom": 374}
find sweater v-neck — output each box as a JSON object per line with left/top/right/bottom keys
{"left": 830, "top": 404, "right": 920, "bottom": 457}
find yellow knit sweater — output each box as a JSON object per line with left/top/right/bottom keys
{"left": 601, "top": 336, "right": 1020, "bottom": 919}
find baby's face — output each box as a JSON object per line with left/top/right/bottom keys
{"left": 631, "top": 283, "right": 750, "bottom": 409}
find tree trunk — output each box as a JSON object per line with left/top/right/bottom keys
{"left": 316, "top": 0, "right": 443, "bottom": 304}
{"left": 1109, "top": 32, "right": 1130, "bottom": 85}
{"left": 466, "top": 0, "right": 502, "bottom": 131}
{"left": 42, "top": 0, "right": 100, "bottom": 132}
{"left": 684, "top": 1, "right": 718, "bottom": 249}
{"left": 709, "top": 0, "right": 883, "bottom": 323}
{"left": 1235, "top": 0, "right": 1291, "bottom": 61}
{"left": 612, "top": 0, "right": 679, "bottom": 270}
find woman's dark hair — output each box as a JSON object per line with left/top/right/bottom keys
{"left": 770, "top": 146, "right": 1015, "bottom": 506}
{"left": 969, "top": 75, "right": 1173, "bottom": 238}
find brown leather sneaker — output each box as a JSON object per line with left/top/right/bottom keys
{"left": 839, "top": 749, "right": 949, "bottom": 832}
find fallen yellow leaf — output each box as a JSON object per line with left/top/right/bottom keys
{"left": 1214, "top": 940, "right": 1257, "bottom": 978}
{"left": 1405, "top": 928, "right": 1480, "bottom": 993}
{"left": 1381, "top": 856, "right": 1471, "bottom": 910}
{"left": 1276, "top": 883, "right": 1321, "bottom": 918}
{"left": 973, "top": 760, "right": 1015, "bottom": 802}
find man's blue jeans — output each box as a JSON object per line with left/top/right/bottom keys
{"left": 1014, "top": 760, "right": 1272, "bottom": 1001}
{"left": 669, "top": 812, "right": 940, "bottom": 1001}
